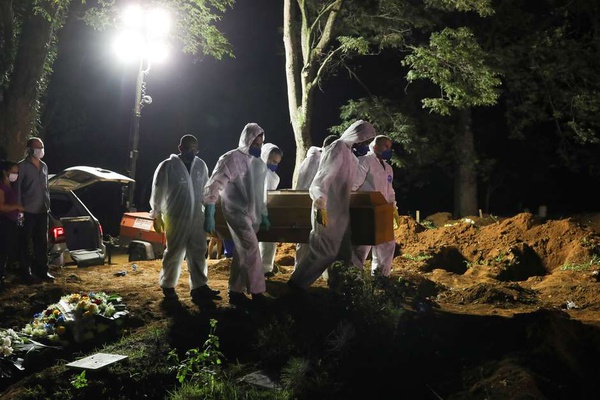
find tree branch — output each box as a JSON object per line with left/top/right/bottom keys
{"left": 311, "top": 43, "right": 343, "bottom": 88}
{"left": 313, "top": 0, "right": 342, "bottom": 56}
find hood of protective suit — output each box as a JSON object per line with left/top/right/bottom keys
{"left": 339, "top": 120, "right": 376, "bottom": 146}
{"left": 260, "top": 143, "right": 282, "bottom": 164}
{"left": 368, "top": 134, "right": 388, "bottom": 153}
{"left": 238, "top": 123, "right": 265, "bottom": 155}
{"left": 306, "top": 146, "right": 321, "bottom": 158}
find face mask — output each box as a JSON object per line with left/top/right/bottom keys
{"left": 8, "top": 173, "right": 18, "bottom": 183}
{"left": 249, "top": 146, "right": 261, "bottom": 158}
{"left": 33, "top": 148, "right": 45, "bottom": 159}
{"left": 180, "top": 149, "right": 197, "bottom": 163}
{"left": 379, "top": 149, "right": 393, "bottom": 161}
{"left": 267, "top": 163, "right": 278, "bottom": 172}
{"left": 353, "top": 144, "right": 369, "bottom": 157}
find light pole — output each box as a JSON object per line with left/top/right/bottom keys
{"left": 115, "top": 5, "right": 170, "bottom": 211}
{"left": 127, "top": 57, "right": 151, "bottom": 211}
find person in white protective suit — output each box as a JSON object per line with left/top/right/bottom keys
{"left": 149, "top": 134, "right": 221, "bottom": 305}
{"left": 293, "top": 134, "right": 338, "bottom": 270}
{"left": 352, "top": 135, "right": 402, "bottom": 277}
{"left": 258, "top": 143, "right": 283, "bottom": 277}
{"left": 288, "top": 120, "right": 376, "bottom": 290}
{"left": 203, "top": 123, "right": 272, "bottom": 307}
{"left": 294, "top": 135, "right": 338, "bottom": 191}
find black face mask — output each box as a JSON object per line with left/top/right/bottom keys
{"left": 353, "top": 144, "right": 369, "bottom": 157}
{"left": 181, "top": 149, "right": 197, "bottom": 163}
{"left": 249, "top": 146, "right": 261, "bottom": 158}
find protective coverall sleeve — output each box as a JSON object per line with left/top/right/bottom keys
{"left": 309, "top": 143, "right": 345, "bottom": 209}
{"left": 265, "top": 171, "right": 280, "bottom": 191}
{"left": 295, "top": 151, "right": 319, "bottom": 190}
{"left": 203, "top": 155, "right": 238, "bottom": 204}
{"left": 149, "top": 161, "right": 167, "bottom": 218}
{"left": 386, "top": 164, "right": 396, "bottom": 205}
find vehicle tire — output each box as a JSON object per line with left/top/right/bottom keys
{"left": 49, "top": 252, "right": 65, "bottom": 268}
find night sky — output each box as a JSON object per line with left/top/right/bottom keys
{"left": 40, "top": 1, "right": 599, "bottom": 235}
{"left": 43, "top": 1, "right": 361, "bottom": 234}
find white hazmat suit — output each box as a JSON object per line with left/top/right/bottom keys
{"left": 293, "top": 146, "right": 322, "bottom": 269}
{"left": 295, "top": 146, "right": 322, "bottom": 191}
{"left": 352, "top": 136, "right": 397, "bottom": 276}
{"left": 204, "top": 123, "right": 269, "bottom": 295}
{"left": 293, "top": 137, "right": 336, "bottom": 270}
{"left": 149, "top": 154, "right": 210, "bottom": 291}
{"left": 259, "top": 143, "right": 282, "bottom": 274}
{"left": 289, "top": 120, "right": 376, "bottom": 289}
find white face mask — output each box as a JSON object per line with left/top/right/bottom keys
{"left": 33, "top": 148, "right": 45, "bottom": 159}
{"left": 8, "top": 173, "right": 18, "bottom": 183}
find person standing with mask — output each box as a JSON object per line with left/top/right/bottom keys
{"left": 17, "top": 137, "right": 52, "bottom": 282}
{"left": 0, "top": 160, "right": 25, "bottom": 289}
{"left": 352, "top": 135, "right": 401, "bottom": 277}
{"left": 203, "top": 123, "right": 271, "bottom": 308}
{"left": 258, "top": 143, "right": 283, "bottom": 277}
{"left": 150, "top": 134, "right": 220, "bottom": 305}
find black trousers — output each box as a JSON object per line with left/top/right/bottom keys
{"left": 0, "top": 217, "right": 18, "bottom": 279}
{"left": 19, "top": 212, "right": 49, "bottom": 277}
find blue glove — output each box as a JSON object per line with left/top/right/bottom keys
{"left": 260, "top": 214, "right": 271, "bottom": 231}
{"left": 204, "top": 203, "right": 216, "bottom": 233}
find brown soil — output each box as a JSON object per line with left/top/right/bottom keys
{"left": 1, "top": 212, "right": 600, "bottom": 398}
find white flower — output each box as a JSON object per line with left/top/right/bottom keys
{"left": 0, "top": 328, "right": 21, "bottom": 358}
{"left": 104, "top": 304, "right": 116, "bottom": 317}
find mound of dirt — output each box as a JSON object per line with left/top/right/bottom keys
{"left": 1, "top": 212, "right": 599, "bottom": 398}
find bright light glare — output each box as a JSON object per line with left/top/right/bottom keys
{"left": 115, "top": 6, "right": 171, "bottom": 63}
{"left": 113, "top": 31, "right": 143, "bottom": 62}
{"left": 146, "top": 9, "right": 171, "bottom": 37}
{"left": 147, "top": 42, "right": 169, "bottom": 63}
{"left": 122, "top": 4, "right": 143, "bottom": 30}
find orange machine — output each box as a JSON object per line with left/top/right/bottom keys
{"left": 119, "top": 212, "right": 166, "bottom": 260}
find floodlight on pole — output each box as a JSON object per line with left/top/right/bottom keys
{"left": 114, "top": 5, "right": 170, "bottom": 211}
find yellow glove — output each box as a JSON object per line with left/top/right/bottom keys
{"left": 316, "top": 208, "right": 328, "bottom": 227}
{"left": 392, "top": 208, "right": 401, "bottom": 230}
{"left": 153, "top": 214, "right": 165, "bottom": 234}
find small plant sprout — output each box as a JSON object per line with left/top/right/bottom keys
{"left": 71, "top": 370, "right": 88, "bottom": 389}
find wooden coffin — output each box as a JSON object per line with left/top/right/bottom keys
{"left": 349, "top": 191, "right": 394, "bottom": 245}
{"left": 214, "top": 190, "right": 394, "bottom": 245}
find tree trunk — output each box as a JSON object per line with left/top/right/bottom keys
{"left": 283, "top": 0, "right": 341, "bottom": 187}
{"left": 453, "top": 108, "right": 478, "bottom": 217}
{"left": 283, "top": 0, "right": 313, "bottom": 187}
{"left": 0, "top": 2, "right": 64, "bottom": 161}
